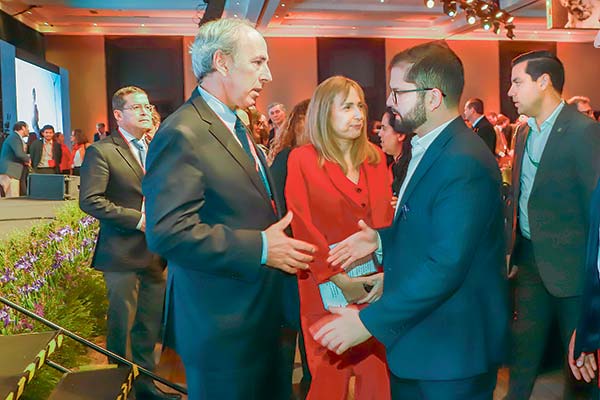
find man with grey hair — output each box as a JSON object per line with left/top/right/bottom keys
{"left": 267, "top": 101, "right": 287, "bottom": 146}
{"left": 93, "top": 122, "right": 109, "bottom": 142}
{"left": 143, "top": 18, "right": 315, "bottom": 400}
{"left": 567, "top": 95, "right": 595, "bottom": 119}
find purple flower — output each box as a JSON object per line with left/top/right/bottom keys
{"left": 0, "top": 267, "right": 17, "bottom": 283}
{"left": 0, "top": 306, "right": 12, "bottom": 327}
{"left": 34, "top": 303, "right": 44, "bottom": 318}
{"left": 18, "top": 318, "right": 33, "bottom": 331}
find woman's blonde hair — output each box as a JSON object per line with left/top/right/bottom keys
{"left": 307, "top": 75, "right": 379, "bottom": 173}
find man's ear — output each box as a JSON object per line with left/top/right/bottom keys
{"left": 213, "top": 49, "right": 229, "bottom": 76}
{"left": 113, "top": 109, "right": 122, "bottom": 122}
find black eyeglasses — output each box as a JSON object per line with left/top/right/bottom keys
{"left": 121, "top": 104, "right": 155, "bottom": 113}
{"left": 391, "top": 88, "right": 446, "bottom": 104}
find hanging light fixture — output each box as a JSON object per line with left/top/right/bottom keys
{"left": 425, "top": 0, "right": 436, "bottom": 8}
{"left": 434, "top": 0, "right": 516, "bottom": 39}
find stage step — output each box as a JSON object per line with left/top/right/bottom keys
{"left": 48, "top": 365, "right": 138, "bottom": 400}
{"left": 0, "top": 330, "right": 64, "bottom": 400}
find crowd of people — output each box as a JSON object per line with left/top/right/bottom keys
{"left": 2, "top": 16, "right": 600, "bottom": 400}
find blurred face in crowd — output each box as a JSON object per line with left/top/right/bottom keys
{"left": 97, "top": 124, "right": 106, "bottom": 133}
{"left": 269, "top": 104, "right": 286, "bottom": 127}
{"left": 220, "top": 28, "right": 272, "bottom": 109}
{"left": 508, "top": 60, "right": 545, "bottom": 118}
{"left": 55, "top": 134, "right": 64, "bottom": 145}
{"left": 16, "top": 124, "right": 29, "bottom": 137}
{"left": 576, "top": 101, "right": 594, "bottom": 118}
{"left": 463, "top": 103, "right": 476, "bottom": 123}
{"left": 387, "top": 63, "right": 427, "bottom": 133}
{"left": 113, "top": 92, "right": 154, "bottom": 137}
{"left": 41, "top": 128, "right": 55, "bottom": 142}
{"left": 329, "top": 86, "right": 365, "bottom": 143}
{"left": 378, "top": 112, "right": 404, "bottom": 159}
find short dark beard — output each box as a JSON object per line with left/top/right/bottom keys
{"left": 392, "top": 94, "right": 426, "bottom": 133}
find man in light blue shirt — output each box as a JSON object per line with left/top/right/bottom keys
{"left": 506, "top": 50, "right": 600, "bottom": 400}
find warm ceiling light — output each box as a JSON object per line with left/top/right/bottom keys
{"left": 495, "top": 10, "right": 504, "bottom": 18}
{"left": 465, "top": 0, "right": 474, "bottom": 4}
{"left": 466, "top": 9, "right": 476, "bottom": 24}
{"left": 93, "top": 23, "right": 97, "bottom": 26}
{"left": 492, "top": 21, "right": 500, "bottom": 34}
{"left": 141, "top": 23, "right": 145, "bottom": 26}
{"left": 44, "top": 22, "right": 49, "bottom": 25}
{"left": 281, "top": 3, "right": 285, "bottom": 6}
{"left": 482, "top": 19, "right": 492, "bottom": 30}
{"left": 480, "top": 3, "right": 489, "bottom": 11}
{"left": 425, "top": 0, "right": 435, "bottom": 9}
{"left": 443, "top": 1, "right": 457, "bottom": 17}
{"left": 506, "top": 15, "right": 514, "bottom": 23}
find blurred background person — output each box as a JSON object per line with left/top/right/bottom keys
{"left": 70, "top": 128, "right": 91, "bottom": 176}
{"left": 285, "top": 76, "right": 392, "bottom": 400}
{"left": 54, "top": 132, "right": 72, "bottom": 174}
{"left": 268, "top": 99, "right": 309, "bottom": 166}
{"left": 267, "top": 102, "right": 287, "bottom": 147}
{"left": 0, "top": 121, "right": 31, "bottom": 197}
{"left": 93, "top": 122, "right": 109, "bottom": 142}
{"left": 29, "top": 124, "right": 62, "bottom": 174}
{"left": 567, "top": 95, "right": 595, "bottom": 119}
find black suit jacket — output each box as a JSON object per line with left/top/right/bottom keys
{"left": 143, "top": 91, "right": 287, "bottom": 386}
{"left": 79, "top": 133, "right": 165, "bottom": 273}
{"left": 29, "top": 139, "right": 62, "bottom": 173}
{"left": 574, "top": 179, "right": 600, "bottom": 355}
{"left": 0, "top": 132, "right": 30, "bottom": 179}
{"left": 509, "top": 104, "right": 600, "bottom": 297}
{"left": 472, "top": 116, "right": 496, "bottom": 155}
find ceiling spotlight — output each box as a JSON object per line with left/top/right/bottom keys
{"left": 443, "top": 1, "right": 457, "bottom": 17}
{"left": 495, "top": 10, "right": 504, "bottom": 18}
{"left": 506, "top": 24, "right": 515, "bottom": 39}
{"left": 426, "top": 0, "right": 435, "bottom": 8}
{"left": 480, "top": 3, "right": 489, "bottom": 11}
{"left": 506, "top": 15, "right": 515, "bottom": 24}
{"left": 466, "top": 9, "right": 477, "bottom": 24}
{"left": 465, "top": 0, "right": 474, "bottom": 4}
{"left": 492, "top": 21, "right": 500, "bottom": 34}
{"left": 482, "top": 18, "right": 492, "bottom": 30}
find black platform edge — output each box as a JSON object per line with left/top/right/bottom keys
{"left": 48, "top": 365, "right": 139, "bottom": 400}
{"left": 0, "top": 330, "right": 64, "bottom": 400}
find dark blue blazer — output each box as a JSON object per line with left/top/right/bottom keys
{"left": 360, "top": 117, "right": 509, "bottom": 380}
{"left": 574, "top": 179, "right": 600, "bottom": 356}
{"left": 0, "top": 132, "right": 29, "bottom": 179}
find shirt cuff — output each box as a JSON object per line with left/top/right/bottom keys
{"left": 260, "top": 231, "right": 268, "bottom": 265}
{"left": 136, "top": 213, "right": 145, "bottom": 231}
{"left": 375, "top": 232, "right": 383, "bottom": 264}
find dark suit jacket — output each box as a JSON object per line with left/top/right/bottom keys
{"left": 472, "top": 116, "right": 496, "bottom": 155}
{"left": 574, "top": 179, "right": 600, "bottom": 356}
{"left": 0, "top": 132, "right": 30, "bottom": 179}
{"left": 509, "top": 104, "right": 600, "bottom": 297}
{"left": 142, "top": 92, "right": 287, "bottom": 387}
{"left": 360, "top": 117, "right": 509, "bottom": 380}
{"left": 29, "top": 139, "right": 62, "bottom": 173}
{"left": 93, "top": 131, "right": 111, "bottom": 142}
{"left": 79, "top": 133, "right": 165, "bottom": 273}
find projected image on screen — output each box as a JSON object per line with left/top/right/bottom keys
{"left": 15, "top": 58, "right": 63, "bottom": 134}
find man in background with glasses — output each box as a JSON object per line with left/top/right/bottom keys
{"left": 314, "top": 40, "right": 509, "bottom": 400}
{"left": 79, "top": 86, "right": 180, "bottom": 400}
{"left": 505, "top": 51, "right": 600, "bottom": 400}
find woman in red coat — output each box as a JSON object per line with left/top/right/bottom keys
{"left": 285, "top": 75, "right": 393, "bottom": 399}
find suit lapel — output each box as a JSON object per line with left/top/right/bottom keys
{"left": 529, "top": 105, "right": 571, "bottom": 197}
{"left": 398, "top": 117, "right": 458, "bottom": 206}
{"left": 189, "top": 93, "right": 273, "bottom": 206}
{"left": 111, "top": 134, "right": 144, "bottom": 181}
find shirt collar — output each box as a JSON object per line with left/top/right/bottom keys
{"left": 527, "top": 101, "right": 565, "bottom": 133}
{"left": 119, "top": 127, "right": 142, "bottom": 145}
{"left": 411, "top": 117, "right": 455, "bottom": 151}
{"left": 197, "top": 86, "right": 237, "bottom": 129}
{"left": 473, "top": 115, "right": 485, "bottom": 127}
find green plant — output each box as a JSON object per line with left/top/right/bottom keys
{"left": 0, "top": 202, "right": 107, "bottom": 398}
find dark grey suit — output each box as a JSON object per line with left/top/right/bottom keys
{"left": 79, "top": 133, "right": 166, "bottom": 382}
{"left": 143, "top": 91, "right": 290, "bottom": 399}
{"left": 472, "top": 116, "right": 497, "bottom": 155}
{"left": 506, "top": 104, "right": 600, "bottom": 400}
{"left": 0, "top": 132, "right": 30, "bottom": 179}
{"left": 29, "top": 139, "right": 62, "bottom": 173}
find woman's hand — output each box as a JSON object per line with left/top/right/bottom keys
{"left": 356, "top": 273, "right": 384, "bottom": 304}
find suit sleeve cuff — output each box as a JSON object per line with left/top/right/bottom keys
{"left": 375, "top": 232, "right": 383, "bottom": 264}
{"left": 261, "top": 231, "right": 268, "bottom": 265}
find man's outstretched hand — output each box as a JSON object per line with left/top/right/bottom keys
{"left": 327, "top": 220, "right": 378, "bottom": 270}
{"left": 265, "top": 211, "right": 316, "bottom": 274}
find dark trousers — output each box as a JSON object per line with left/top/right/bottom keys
{"left": 506, "top": 236, "right": 590, "bottom": 400}
{"left": 34, "top": 167, "right": 56, "bottom": 174}
{"left": 390, "top": 370, "right": 497, "bottom": 400}
{"left": 103, "top": 269, "right": 166, "bottom": 374}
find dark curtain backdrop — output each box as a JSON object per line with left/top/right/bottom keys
{"left": 105, "top": 36, "right": 184, "bottom": 133}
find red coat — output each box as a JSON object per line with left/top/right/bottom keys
{"left": 285, "top": 144, "right": 393, "bottom": 399}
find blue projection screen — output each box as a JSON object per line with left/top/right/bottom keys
{"left": 15, "top": 58, "right": 63, "bottom": 133}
